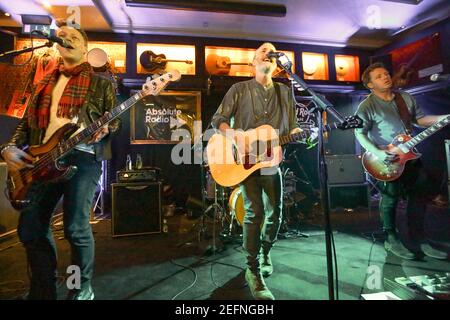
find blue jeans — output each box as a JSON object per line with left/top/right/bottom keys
{"left": 240, "top": 169, "right": 283, "bottom": 272}
{"left": 18, "top": 150, "right": 102, "bottom": 299}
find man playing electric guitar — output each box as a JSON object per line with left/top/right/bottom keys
{"left": 354, "top": 62, "right": 448, "bottom": 260}
{"left": 0, "top": 24, "right": 120, "bottom": 299}
{"left": 211, "top": 42, "right": 302, "bottom": 300}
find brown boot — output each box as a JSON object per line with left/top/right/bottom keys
{"left": 245, "top": 268, "right": 275, "bottom": 300}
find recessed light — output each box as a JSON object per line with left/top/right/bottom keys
{"left": 42, "top": 1, "right": 52, "bottom": 9}
{"left": 4, "top": 12, "right": 11, "bottom": 17}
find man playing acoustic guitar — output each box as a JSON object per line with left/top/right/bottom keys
{"left": 0, "top": 24, "right": 120, "bottom": 299}
{"left": 355, "top": 62, "right": 448, "bottom": 260}
{"left": 211, "top": 42, "right": 302, "bottom": 300}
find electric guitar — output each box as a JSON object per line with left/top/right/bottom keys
{"left": 7, "top": 70, "right": 181, "bottom": 210}
{"left": 363, "top": 115, "right": 450, "bottom": 181}
{"left": 206, "top": 116, "right": 362, "bottom": 187}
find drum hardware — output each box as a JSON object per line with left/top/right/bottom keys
{"left": 87, "top": 47, "right": 120, "bottom": 95}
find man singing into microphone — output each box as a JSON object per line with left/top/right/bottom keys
{"left": 211, "top": 43, "right": 301, "bottom": 300}
{"left": 0, "top": 23, "right": 120, "bottom": 299}
{"left": 354, "top": 63, "right": 448, "bottom": 260}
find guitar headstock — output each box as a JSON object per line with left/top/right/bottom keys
{"left": 141, "top": 70, "right": 181, "bottom": 97}
{"left": 337, "top": 115, "right": 363, "bottom": 130}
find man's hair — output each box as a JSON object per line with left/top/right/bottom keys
{"left": 361, "top": 62, "right": 388, "bottom": 89}
{"left": 55, "top": 19, "right": 89, "bottom": 47}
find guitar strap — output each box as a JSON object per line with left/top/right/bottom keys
{"left": 394, "top": 91, "right": 413, "bottom": 135}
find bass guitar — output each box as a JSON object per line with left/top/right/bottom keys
{"left": 7, "top": 70, "right": 181, "bottom": 210}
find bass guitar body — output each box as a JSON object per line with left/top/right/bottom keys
{"left": 7, "top": 123, "right": 79, "bottom": 210}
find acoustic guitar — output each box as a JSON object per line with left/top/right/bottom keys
{"left": 140, "top": 50, "right": 193, "bottom": 73}
{"left": 207, "top": 117, "right": 362, "bottom": 187}
{"left": 6, "top": 70, "right": 181, "bottom": 210}
{"left": 362, "top": 115, "right": 450, "bottom": 181}
{"left": 205, "top": 53, "right": 253, "bottom": 75}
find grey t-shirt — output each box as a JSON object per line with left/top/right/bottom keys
{"left": 355, "top": 91, "right": 425, "bottom": 146}
{"left": 211, "top": 78, "right": 298, "bottom": 136}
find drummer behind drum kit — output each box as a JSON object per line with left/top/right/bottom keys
{"left": 87, "top": 47, "right": 120, "bottom": 94}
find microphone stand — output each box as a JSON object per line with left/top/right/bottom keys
{"left": 274, "top": 53, "right": 346, "bottom": 300}
{"left": 0, "top": 41, "right": 54, "bottom": 60}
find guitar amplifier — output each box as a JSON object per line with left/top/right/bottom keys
{"left": 116, "top": 167, "right": 160, "bottom": 183}
{"left": 325, "top": 154, "right": 366, "bottom": 185}
{"left": 112, "top": 182, "right": 162, "bottom": 237}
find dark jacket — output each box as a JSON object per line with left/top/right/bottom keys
{"left": 2, "top": 74, "right": 121, "bottom": 161}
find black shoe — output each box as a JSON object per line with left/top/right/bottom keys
{"left": 420, "top": 243, "right": 448, "bottom": 260}
{"left": 384, "top": 239, "right": 416, "bottom": 260}
{"left": 66, "top": 285, "right": 94, "bottom": 300}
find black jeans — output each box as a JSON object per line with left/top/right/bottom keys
{"left": 17, "top": 150, "right": 102, "bottom": 299}
{"left": 240, "top": 169, "right": 283, "bottom": 272}
{"left": 378, "top": 160, "right": 431, "bottom": 241}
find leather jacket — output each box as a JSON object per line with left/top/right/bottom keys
{"left": 1, "top": 74, "right": 121, "bottom": 162}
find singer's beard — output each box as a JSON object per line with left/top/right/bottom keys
{"left": 258, "top": 65, "right": 274, "bottom": 75}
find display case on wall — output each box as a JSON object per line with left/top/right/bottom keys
{"left": 137, "top": 43, "right": 195, "bottom": 75}
{"left": 87, "top": 41, "right": 126, "bottom": 74}
{"left": 334, "top": 54, "right": 360, "bottom": 82}
{"left": 302, "top": 52, "right": 329, "bottom": 80}
{"left": 205, "top": 46, "right": 295, "bottom": 77}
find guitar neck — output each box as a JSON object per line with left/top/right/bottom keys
{"left": 159, "top": 59, "right": 192, "bottom": 64}
{"left": 53, "top": 91, "right": 144, "bottom": 158}
{"left": 276, "top": 123, "right": 337, "bottom": 146}
{"left": 403, "top": 116, "right": 450, "bottom": 150}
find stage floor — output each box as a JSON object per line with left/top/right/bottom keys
{"left": 0, "top": 202, "right": 449, "bottom": 300}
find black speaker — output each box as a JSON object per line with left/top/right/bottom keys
{"left": 328, "top": 183, "right": 369, "bottom": 210}
{"left": 325, "top": 154, "right": 366, "bottom": 185}
{"left": 112, "top": 182, "right": 162, "bottom": 237}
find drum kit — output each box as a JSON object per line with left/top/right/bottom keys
{"left": 203, "top": 163, "right": 309, "bottom": 237}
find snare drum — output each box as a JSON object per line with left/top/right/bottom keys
{"left": 228, "top": 188, "right": 245, "bottom": 226}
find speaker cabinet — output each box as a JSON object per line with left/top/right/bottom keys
{"left": 325, "top": 154, "right": 366, "bottom": 185}
{"left": 328, "top": 183, "right": 370, "bottom": 210}
{"left": 112, "top": 182, "right": 162, "bottom": 237}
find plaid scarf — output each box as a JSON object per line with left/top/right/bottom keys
{"left": 28, "top": 62, "right": 93, "bottom": 129}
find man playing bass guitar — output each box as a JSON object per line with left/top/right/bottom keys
{"left": 0, "top": 24, "right": 120, "bottom": 299}
{"left": 354, "top": 62, "right": 448, "bottom": 260}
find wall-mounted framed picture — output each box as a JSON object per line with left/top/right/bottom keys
{"left": 131, "top": 91, "right": 201, "bottom": 144}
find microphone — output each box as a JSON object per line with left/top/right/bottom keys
{"left": 32, "top": 30, "right": 74, "bottom": 49}
{"left": 430, "top": 73, "right": 450, "bottom": 82}
{"left": 266, "top": 51, "right": 284, "bottom": 59}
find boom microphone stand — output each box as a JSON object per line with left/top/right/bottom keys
{"left": 273, "top": 52, "right": 348, "bottom": 300}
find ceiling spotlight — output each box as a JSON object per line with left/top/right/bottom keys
{"left": 4, "top": 12, "right": 11, "bottom": 17}
{"left": 42, "top": 1, "right": 52, "bottom": 9}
